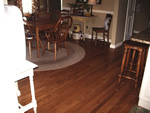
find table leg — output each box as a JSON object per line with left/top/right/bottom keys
{"left": 36, "top": 27, "right": 40, "bottom": 58}
{"left": 83, "top": 20, "right": 86, "bottom": 41}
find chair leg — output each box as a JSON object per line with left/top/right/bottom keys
{"left": 48, "top": 42, "right": 50, "bottom": 50}
{"left": 92, "top": 29, "right": 94, "bottom": 40}
{"left": 42, "top": 41, "right": 48, "bottom": 56}
{"left": 64, "top": 41, "right": 70, "bottom": 56}
{"left": 54, "top": 42, "right": 57, "bottom": 61}
{"left": 107, "top": 32, "right": 109, "bottom": 43}
{"left": 117, "top": 47, "right": 128, "bottom": 90}
{"left": 58, "top": 42, "right": 62, "bottom": 50}
{"left": 28, "top": 41, "right": 31, "bottom": 58}
{"left": 95, "top": 32, "right": 98, "bottom": 45}
{"left": 39, "top": 39, "right": 44, "bottom": 51}
{"left": 139, "top": 49, "right": 147, "bottom": 85}
{"left": 103, "top": 33, "right": 105, "bottom": 42}
{"left": 134, "top": 51, "right": 142, "bottom": 93}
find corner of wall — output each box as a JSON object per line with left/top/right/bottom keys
{"left": 110, "top": 41, "right": 123, "bottom": 49}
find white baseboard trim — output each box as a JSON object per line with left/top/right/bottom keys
{"left": 85, "top": 34, "right": 111, "bottom": 42}
{"left": 70, "top": 33, "right": 123, "bottom": 49}
{"left": 62, "top": 7, "right": 114, "bottom": 15}
{"left": 138, "top": 99, "right": 150, "bottom": 110}
{"left": 93, "top": 9, "right": 114, "bottom": 15}
{"left": 133, "top": 30, "right": 141, "bottom": 34}
{"left": 62, "top": 7, "right": 70, "bottom": 10}
{"left": 110, "top": 41, "right": 123, "bottom": 49}
{"left": 89, "top": 34, "right": 123, "bottom": 49}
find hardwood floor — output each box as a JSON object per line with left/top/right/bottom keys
{"left": 18, "top": 38, "right": 140, "bottom": 113}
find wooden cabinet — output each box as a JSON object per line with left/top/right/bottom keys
{"left": 15, "top": 60, "right": 38, "bottom": 113}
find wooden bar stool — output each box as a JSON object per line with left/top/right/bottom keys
{"left": 117, "top": 40, "right": 148, "bottom": 93}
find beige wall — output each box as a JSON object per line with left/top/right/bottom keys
{"left": 112, "top": 0, "right": 127, "bottom": 45}
{"left": 94, "top": 0, "right": 114, "bottom": 11}
{"left": 111, "top": 0, "right": 119, "bottom": 46}
{"left": 63, "top": 0, "right": 75, "bottom": 7}
{"left": 87, "top": 13, "right": 106, "bottom": 35}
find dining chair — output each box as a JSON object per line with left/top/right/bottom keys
{"left": 23, "top": 20, "right": 44, "bottom": 58}
{"left": 91, "top": 14, "right": 113, "bottom": 45}
{"left": 42, "top": 16, "right": 73, "bottom": 61}
{"left": 45, "top": 10, "right": 61, "bottom": 49}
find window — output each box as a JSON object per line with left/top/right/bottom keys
{"left": 61, "top": 0, "right": 63, "bottom": 10}
{"left": 22, "top": 0, "right": 32, "bottom": 14}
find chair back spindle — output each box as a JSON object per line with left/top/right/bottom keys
{"left": 43, "top": 16, "right": 73, "bottom": 61}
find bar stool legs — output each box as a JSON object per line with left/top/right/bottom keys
{"left": 117, "top": 40, "right": 148, "bottom": 93}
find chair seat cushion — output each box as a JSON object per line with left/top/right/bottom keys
{"left": 92, "top": 27, "right": 107, "bottom": 32}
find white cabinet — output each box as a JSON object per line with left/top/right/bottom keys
{"left": 1, "top": 5, "right": 38, "bottom": 113}
{"left": 138, "top": 46, "right": 150, "bottom": 110}
{"left": 15, "top": 60, "right": 38, "bottom": 113}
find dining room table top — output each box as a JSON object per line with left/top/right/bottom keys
{"left": 27, "top": 19, "right": 57, "bottom": 29}
{"left": 131, "top": 29, "right": 150, "bottom": 45}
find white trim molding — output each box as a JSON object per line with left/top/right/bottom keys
{"left": 62, "top": 7, "right": 114, "bottom": 15}
{"left": 62, "top": 7, "right": 70, "bottom": 10}
{"left": 71, "top": 33, "right": 123, "bottom": 49}
{"left": 85, "top": 34, "right": 110, "bottom": 41}
{"left": 93, "top": 9, "right": 114, "bottom": 15}
{"left": 85, "top": 34, "right": 123, "bottom": 49}
{"left": 85, "top": 34, "right": 112, "bottom": 44}
{"left": 110, "top": 41, "right": 123, "bottom": 49}
{"left": 133, "top": 30, "right": 141, "bottom": 34}
{"left": 86, "top": 34, "right": 123, "bottom": 49}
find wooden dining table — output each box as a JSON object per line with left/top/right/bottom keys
{"left": 27, "top": 20, "right": 57, "bottom": 58}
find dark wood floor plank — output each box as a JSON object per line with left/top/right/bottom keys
{"left": 18, "top": 38, "right": 139, "bottom": 113}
